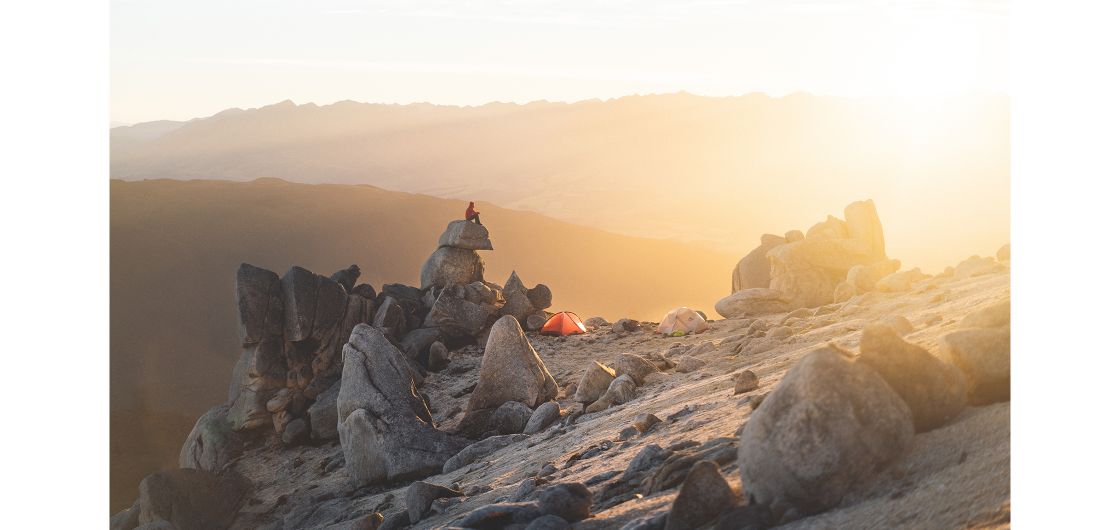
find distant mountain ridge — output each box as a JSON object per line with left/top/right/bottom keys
{"left": 109, "top": 93, "right": 1010, "bottom": 269}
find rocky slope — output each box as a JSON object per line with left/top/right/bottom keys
{"left": 112, "top": 206, "right": 1011, "bottom": 530}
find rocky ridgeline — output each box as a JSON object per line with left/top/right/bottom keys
{"left": 112, "top": 210, "right": 1012, "bottom": 530}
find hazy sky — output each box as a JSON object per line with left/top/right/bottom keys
{"left": 111, "top": 0, "right": 1007, "bottom": 124}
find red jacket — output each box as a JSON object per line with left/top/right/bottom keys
{"left": 465, "top": 204, "right": 478, "bottom": 218}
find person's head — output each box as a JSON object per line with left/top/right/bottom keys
{"left": 469, "top": 201, "right": 475, "bottom": 207}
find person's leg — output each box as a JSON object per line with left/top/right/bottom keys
{"left": 469, "top": 213, "right": 481, "bottom": 224}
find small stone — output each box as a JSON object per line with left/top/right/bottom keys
{"left": 664, "top": 460, "right": 734, "bottom": 530}
{"left": 618, "top": 426, "right": 640, "bottom": 440}
{"left": 733, "top": 370, "right": 760, "bottom": 394}
{"left": 538, "top": 482, "right": 593, "bottom": 522}
{"left": 633, "top": 413, "right": 662, "bottom": 433}
{"left": 524, "top": 401, "right": 562, "bottom": 434}
{"left": 586, "top": 375, "right": 637, "bottom": 413}
{"left": 489, "top": 401, "right": 534, "bottom": 435}
{"left": 613, "top": 318, "right": 641, "bottom": 333}
{"left": 406, "top": 481, "right": 463, "bottom": 524}
{"left": 510, "top": 478, "right": 537, "bottom": 502}
{"left": 428, "top": 341, "right": 450, "bottom": 370}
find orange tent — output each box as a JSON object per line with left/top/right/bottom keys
{"left": 540, "top": 312, "right": 588, "bottom": 336}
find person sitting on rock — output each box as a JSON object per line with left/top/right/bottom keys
{"left": 465, "top": 201, "right": 482, "bottom": 225}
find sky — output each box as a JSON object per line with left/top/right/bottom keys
{"left": 111, "top": 0, "right": 1007, "bottom": 125}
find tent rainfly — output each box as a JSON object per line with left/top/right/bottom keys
{"left": 540, "top": 311, "right": 588, "bottom": 336}
{"left": 656, "top": 307, "right": 710, "bottom": 336}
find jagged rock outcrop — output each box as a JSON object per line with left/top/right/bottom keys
{"left": 235, "top": 263, "right": 284, "bottom": 345}
{"left": 330, "top": 264, "right": 362, "bottom": 293}
{"left": 738, "top": 344, "right": 914, "bottom": 517}
{"left": 337, "top": 324, "right": 469, "bottom": 486}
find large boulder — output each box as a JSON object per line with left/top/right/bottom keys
{"left": 420, "top": 247, "right": 484, "bottom": 290}
{"left": 960, "top": 299, "right": 1010, "bottom": 329}
{"left": 438, "top": 220, "right": 494, "bottom": 250}
{"left": 767, "top": 238, "right": 879, "bottom": 308}
{"left": 806, "top": 214, "right": 849, "bottom": 240}
{"left": 846, "top": 259, "right": 901, "bottom": 293}
{"left": 572, "top": 361, "right": 616, "bottom": 403}
{"left": 610, "top": 354, "right": 659, "bottom": 385}
{"left": 337, "top": 325, "right": 469, "bottom": 486}
{"left": 227, "top": 336, "right": 287, "bottom": 431}
{"left": 137, "top": 469, "right": 250, "bottom": 530}
{"left": 858, "top": 323, "right": 966, "bottom": 432}
{"left": 664, "top": 460, "right": 734, "bottom": 530}
{"left": 235, "top": 263, "right": 283, "bottom": 345}
{"left": 179, "top": 404, "right": 244, "bottom": 472}
{"left": 715, "top": 288, "right": 792, "bottom": 319}
{"left": 424, "top": 290, "right": 491, "bottom": 338}
{"left": 308, "top": 379, "right": 342, "bottom": 441}
{"left": 738, "top": 345, "right": 914, "bottom": 516}
{"left": 280, "top": 266, "right": 319, "bottom": 342}
{"left": 731, "top": 234, "right": 786, "bottom": 293}
{"left": 465, "top": 316, "right": 559, "bottom": 416}
{"left": 843, "top": 199, "right": 887, "bottom": 260}
{"left": 527, "top": 284, "right": 553, "bottom": 311}
{"left": 939, "top": 326, "right": 1010, "bottom": 405}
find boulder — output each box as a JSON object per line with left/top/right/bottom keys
{"left": 527, "top": 284, "right": 553, "bottom": 310}
{"left": 526, "top": 313, "right": 548, "bottom": 331}
{"left": 997, "top": 243, "right": 1011, "bottom": 262}
{"left": 738, "top": 345, "right": 914, "bottom": 516}
{"left": 847, "top": 259, "right": 901, "bottom": 293}
{"left": 137, "top": 469, "right": 250, "bottom": 530}
{"left": 352, "top": 283, "right": 377, "bottom": 300}
{"left": 806, "top": 215, "right": 849, "bottom": 240}
{"left": 767, "top": 238, "right": 879, "bottom": 308}
{"left": 428, "top": 341, "right": 450, "bottom": 371}
{"left": 733, "top": 370, "right": 760, "bottom": 394}
{"left": 235, "top": 263, "right": 283, "bottom": 345}
{"left": 524, "top": 401, "right": 561, "bottom": 434}
{"left": 572, "top": 361, "right": 617, "bottom": 403}
{"left": 613, "top": 318, "right": 642, "bottom": 333}
{"left": 960, "top": 299, "right": 1010, "bottom": 329}
{"left": 876, "top": 268, "right": 926, "bottom": 293}
{"left": 227, "top": 336, "right": 287, "bottom": 431}
{"left": 584, "top": 317, "right": 611, "bottom": 328}
{"left": 438, "top": 219, "right": 495, "bottom": 250}
{"left": 373, "top": 297, "right": 407, "bottom": 339}
{"left": 337, "top": 325, "right": 468, "bottom": 486}
{"left": 858, "top": 323, "right": 966, "bottom": 432}
{"left": 715, "top": 288, "right": 792, "bottom": 319}
{"left": 843, "top": 199, "right": 887, "bottom": 260}
{"left": 611, "top": 354, "right": 659, "bottom": 385}
{"left": 179, "top": 404, "right": 244, "bottom": 473}
{"left": 281, "top": 265, "right": 320, "bottom": 342}
{"left": 586, "top": 374, "right": 636, "bottom": 413}
{"left": 443, "top": 434, "right": 530, "bottom": 474}
{"left": 675, "top": 356, "right": 705, "bottom": 373}
{"left": 884, "top": 315, "right": 914, "bottom": 335}
{"left": 399, "top": 328, "right": 445, "bottom": 364}
{"left": 308, "top": 380, "right": 341, "bottom": 440}
{"left": 526, "top": 515, "right": 571, "bottom": 530}
{"left": 330, "top": 264, "right": 362, "bottom": 293}
{"left": 420, "top": 247, "right": 484, "bottom": 290}
{"left": 282, "top": 418, "right": 310, "bottom": 446}
{"left": 784, "top": 230, "right": 804, "bottom": 242}
{"left": 939, "top": 326, "right": 1010, "bottom": 405}
{"left": 664, "top": 460, "right": 734, "bottom": 530}
{"left": 465, "top": 316, "right": 559, "bottom": 414}
{"left": 424, "top": 291, "right": 491, "bottom": 338}
{"left": 463, "top": 281, "right": 500, "bottom": 305}
{"left": 406, "top": 481, "right": 463, "bottom": 524}
{"left": 499, "top": 288, "right": 536, "bottom": 323}
{"left": 833, "top": 281, "right": 857, "bottom": 303}
{"left": 488, "top": 401, "right": 534, "bottom": 434}
{"left": 457, "top": 502, "right": 542, "bottom": 528}
{"left": 731, "top": 234, "right": 787, "bottom": 293}
{"left": 538, "top": 483, "right": 593, "bottom": 522}
{"left": 954, "top": 255, "right": 1004, "bottom": 279}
